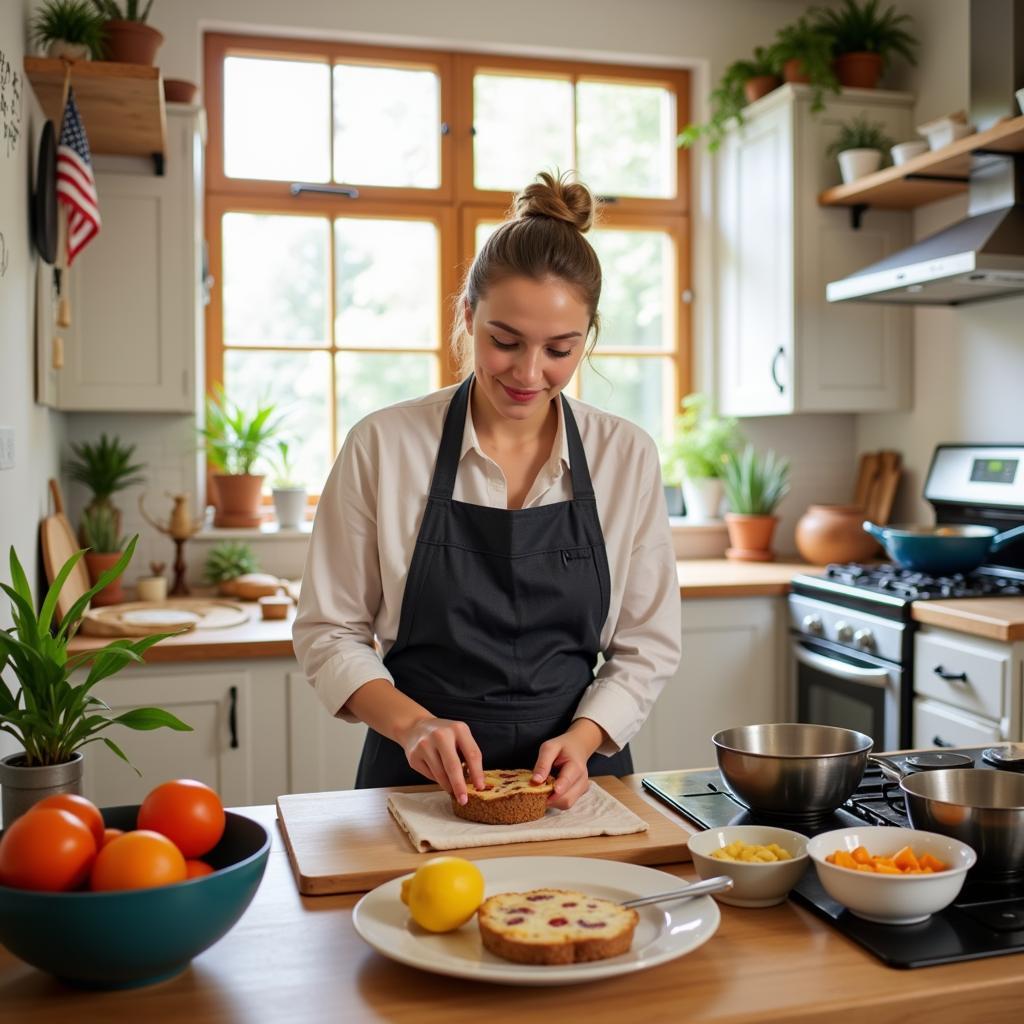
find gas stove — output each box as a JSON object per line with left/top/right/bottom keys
{"left": 643, "top": 746, "right": 1024, "bottom": 969}
{"left": 814, "top": 561, "right": 1024, "bottom": 602}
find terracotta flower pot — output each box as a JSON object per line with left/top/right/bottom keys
{"left": 84, "top": 551, "right": 126, "bottom": 607}
{"left": 782, "top": 58, "right": 811, "bottom": 84}
{"left": 795, "top": 505, "right": 881, "bottom": 566}
{"left": 834, "top": 52, "right": 884, "bottom": 89}
{"left": 213, "top": 474, "right": 265, "bottom": 528}
{"left": 101, "top": 20, "right": 164, "bottom": 65}
{"left": 164, "top": 78, "right": 199, "bottom": 104}
{"left": 725, "top": 513, "right": 779, "bottom": 562}
{"left": 744, "top": 75, "right": 781, "bottom": 104}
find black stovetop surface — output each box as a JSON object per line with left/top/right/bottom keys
{"left": 642, "top": 748, "right": 1024, "bottom": 969}
{"left": 795, "top": 562, "right": 1024, "bottom": 604}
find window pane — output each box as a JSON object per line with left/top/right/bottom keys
{"left": 224, "top": 349, "right": 332, "bottom": 492}
{"left": 335, "top": 218, "right": 439, "bottom": 347}
{"left": 223, "top": 214, "right": 329, "bottom": 348}
{"left": 577, "top": 81, "right": 675, "bottom": 198}
{"left": 475, "top": 221, "right": 500, "bottom": 252}
{"left": 580, "top": 356, "right": 671, "bottom": 440}
{"left": 336, "top": 353, "right": 436, "bottom": 439}
{"left": 224, "top": 57, "right": 329, "bottom": 181}
{"left": 589, "top": 229, "right": 674, "bottom": 348}
{"left": 333, "top": 64, "right": 440, "bottom": 188}
{"left": 474, "top": 73, "right": 573, "bottom": 192}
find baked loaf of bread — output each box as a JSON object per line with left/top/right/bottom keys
{"left": 451, "top": 768, "right": 554, "bottom": 825}
{"left": 478, "top": 888, "right": 640, "bottom": 965}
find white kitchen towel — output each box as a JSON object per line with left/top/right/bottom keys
{"left": 387, "top": 783, "right": 648, "bottom": 852}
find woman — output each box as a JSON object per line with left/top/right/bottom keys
{"left": 293, "top": 171, "right": 681, "bottom": 811}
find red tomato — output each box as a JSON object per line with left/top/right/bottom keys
{"left": 137, "top": 779, "right": 225, "bottom": 858}
{"left": 34, "top": 793, "right": 105, "bottom": 850}
{"left": 90, "top": 830, "right": 187, "bottom": 891}
{"left": 0, "top": 808, "right": 97, "bottom": 891}
{"left": 102, "top": 827, "right": 125, "bottom": 847}
{"left": 185, "top": 858, "right": 214, "bottom": 878}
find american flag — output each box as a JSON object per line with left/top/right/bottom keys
{"left": 56, "top": 88, "right": 101, "bottom": 266}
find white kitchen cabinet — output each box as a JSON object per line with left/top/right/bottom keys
{"left": 715, "top": 84, "right": 913, "bottom": 416}
{"left": 57, "top": 106, "right": 204, "bottom": 413}
{"left": 630, "top": 597, "right": 785, "bottom": 772}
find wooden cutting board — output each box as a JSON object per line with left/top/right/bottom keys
{"left": 277, "top": 776, "right": 691, "bottom": 895}
{"left": 41, "top": 478, "right": 91, "bottom": 624}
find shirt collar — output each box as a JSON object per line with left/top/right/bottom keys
{"left": 461, "top": 380, "right": 571, "bottom": 472}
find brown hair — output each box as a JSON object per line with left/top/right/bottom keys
{"left": 450, "top": 171, "right": 602, "bottom": 377}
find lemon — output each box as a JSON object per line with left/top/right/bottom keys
{"left": 399, "top": 856, "right": 485, "bottom": 933}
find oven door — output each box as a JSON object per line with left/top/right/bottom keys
{"left": 793, "top": 636, "right": 902, "bottom": 751}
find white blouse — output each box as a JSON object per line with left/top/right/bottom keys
{"left": 292, "top": 383, "right": 682, "bottom": 756}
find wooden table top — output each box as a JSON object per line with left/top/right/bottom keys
{"left": 3, "top": 778, "right": 1022, "bottom": 1023}
{"left": 913, "top": 596, "right": 1024, "bottom": 643}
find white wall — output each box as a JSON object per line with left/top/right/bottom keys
{"left": 856, "top": 0, "right": 1024, "bottom": 524}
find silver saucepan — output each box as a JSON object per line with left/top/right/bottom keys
{"left": 873, "top": 757, "right": 1024, "bottom": 876}
{"left": 712, "top": 724, "right": 873, "bottom": 819}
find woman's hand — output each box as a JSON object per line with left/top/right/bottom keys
{"left": 399, "top": 717, "right": 485, "bottom": 805}
{"left": 530, "top": 718, "right": 607, "bottom": 810}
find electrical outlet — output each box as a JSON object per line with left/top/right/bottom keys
{"left": 0, "top": 427, "right": 14, "bottom": 470}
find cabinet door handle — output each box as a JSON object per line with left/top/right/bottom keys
{"left": 933, "top": 665, "right": 968, "bottom": 683}
{"left": 770, "top": 346, "right": 785, "bottom": 394}
{"left": 228, "top": 685, "right": 239, "bottom": 749}
{"left": 932, "top": 734, "right": 954, "bottom": 748}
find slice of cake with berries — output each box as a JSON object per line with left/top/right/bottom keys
{"left": 477, "top": 888, "right": 640, "bottom": 965}
{"left": 450, "top": 768, "right": 555, "bottom": 825}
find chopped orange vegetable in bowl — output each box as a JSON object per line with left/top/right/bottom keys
{"left": 806, "top": 827, "right": 976, "bottom": 926}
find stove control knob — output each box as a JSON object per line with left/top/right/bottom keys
{"left": 801, "top": 614, "right": 824, "bottom": 636}
{"left": 835, "top": 620, "right": 854, "bottom": 643}
{"left": 854, "top": 628, "right": 875, "bottom": 651}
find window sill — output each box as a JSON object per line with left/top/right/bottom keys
{"left": 195, "top": 523, "right": 313, "bottom": 541}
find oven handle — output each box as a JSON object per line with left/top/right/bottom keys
{"left": 794, "top": 644, "right": 891, "bottom": 687}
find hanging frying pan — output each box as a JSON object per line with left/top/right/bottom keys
{"left": 31, "top": 121, "right": 57, "bottom": 265}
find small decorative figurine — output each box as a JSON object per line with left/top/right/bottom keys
{"left": 139, "top": 493, "right": 204, "bottom": 596}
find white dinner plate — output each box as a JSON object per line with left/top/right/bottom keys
{"left": 352, "top": 856, "right": 720, "bottom": 986}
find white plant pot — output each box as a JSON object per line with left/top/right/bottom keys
{"left": 272, "top": 487, "right": 307, "bottom": 529}
{"left": 681, "top": 476, "right": 724, "bottom": 523}
{"left": 46, "top": 40, "right": 91, "bottom": 60}
{"left": 837, "top": 148, "right": 883, "bottom": 184}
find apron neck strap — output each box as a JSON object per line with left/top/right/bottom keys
{"left": 428, "top": 376, "right": 595, "bottom": 501}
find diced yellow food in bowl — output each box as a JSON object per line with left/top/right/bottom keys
{"left": 825, "top": 844, "right": 949, "bottom": 874}
{"left": 710, "top": 840, "right": 793, "bottom": 863}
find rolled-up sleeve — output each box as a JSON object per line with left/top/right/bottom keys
{"left": 573, "top": 437, "right": 682, "bottom": 755}
{"left": 292, "top": 427, "right": 393, "bottom": 720}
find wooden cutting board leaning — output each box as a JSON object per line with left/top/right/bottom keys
{"left": 40, "top": 477, "right": 92, "bottom": 623}
{"left": 276, "top": 777, "right": 691, "bottom": 895}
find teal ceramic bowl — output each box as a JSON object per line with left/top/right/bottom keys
{"left": 0, "top": 805, "right": 270, "bottom": 988}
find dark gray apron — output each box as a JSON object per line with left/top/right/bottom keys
{"left": 354, "top": 376, "right": 632, "bottom": 787}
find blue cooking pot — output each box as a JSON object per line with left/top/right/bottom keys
{"left": 863, "top": 521, "right": 1024, "bottom": 576}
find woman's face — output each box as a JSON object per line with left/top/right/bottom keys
{"left": 465, "top": 275, "right": 590, "bottom": 425}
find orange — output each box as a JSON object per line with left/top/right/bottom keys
{"left": 102, "top": 827, "right": 125, "bottom": 847}
{"left": 90, "top": 830, "right": 187, "bottom": 891}
{"left": 34, "top": 793, "right": 105, "bottom": 850}
{"left": 137, "top": 779, "right": 225, "bottom": 858}
{"left": 185, "top": 859, "right": 214, "bottom": 878}
{"left": 0, "top": 808, "right": 97, "bottom": 891}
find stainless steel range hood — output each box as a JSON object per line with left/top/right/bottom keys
{"left": 827, "top": 0, "right": 1024, "bottom": 306}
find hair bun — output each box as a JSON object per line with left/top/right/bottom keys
{"left": 513, "top": 171, "right": 597, "bottom": 233}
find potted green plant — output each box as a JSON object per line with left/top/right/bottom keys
{"left": 721, "top": 445, "right": 791, "bottom": 562}
{"left": 66, "top": 432, "right": 145, "bottom": 542}
{"left": 90, "top": 0, "right": 162, "bottom": 66}
{"left": 773, "top": 15, "right": 840, "bottom": 111}
{"left": 678, "top": 47, "right": 783, "bottom": 151}
{"left": 826, "top": 114, "right": 894, "bottom": 183}
{"left": 203, "top": 541, "right": 259, "bottom": 594}
{"left": 198, "top": 385, "right": 283, "bottom": 528}
{"left": 0, "top": 537, "right": 191, "bottom": 826}
{"left": 269, "top": 441, "right": 307, "bottom": 530}
{"left": 31, "top": 0, "right": 105, "bottom": 60}
{"left": 814, "top": 0, "right": 918, "bottom": 90}
{"left": 79, "top": 504, "right": 128, "bottom": 606}
{"left": 660, "top": 394, "right": 741, "bottom": 522}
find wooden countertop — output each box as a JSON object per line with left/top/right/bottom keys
{"left": 678, "top": 559, "right": 811, "bottom": 598}
{"left": 913, "top": 597, "right": 1024, "bottom": 643}
{"left": 3, "top": 776, "right": 1019, "bottom": 1023}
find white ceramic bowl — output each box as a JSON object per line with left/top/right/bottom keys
{"left": 687, "top": 825, "right": 810, "bottom": 908}
{"left": 890, "top": 140, "right": 928, "bottom": 165}
{"left": 807, "top": 826, "right": 976, "bottom": 925}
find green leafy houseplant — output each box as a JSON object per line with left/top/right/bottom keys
{"left": 203, "top": 542, "right": 259, "bottom": 585}
{"left": 826, "top": 115, "right": 895, "bottom": 159}
{"left": 198, "top": 385, "right": 282, "bottom": 476}
{"left": 660, "top": 394, "right": 741, "bottom": 483}
{"left": 721, "top": 445, "right": 792, "bottom": 517}
{"left": 90, "top": 0, "right": 154, "bottom": 20}
{"left": 0, "top": 538, "right": 191, "bottom": 769}
{"left": 773, "top": 15, "right": 840, "bottom": 112}
{"left": 814, "top": 0, "right": 918, "bottom": 71}
{"left": 67, "top": 433, "right": 145, "bottom": 543}
{"left": 678, "top": 47, "right": 782, "bottom": 150}
{"left": 80, "top": 504, "right": 125, "bottom": 554}
{"left": 32, "top": 0, "right": 105, "bottom": 59}
{"left": 270, "top": 441, "right": 303, "bottom": 490}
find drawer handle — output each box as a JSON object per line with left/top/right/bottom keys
{"left": 933, "top": 735, "right": 955, "bottom": 748}
{"left": 229, "top": 685, "right": 239, "bottom": 749}
{"left": 933, "top": 665, "right": 968, "bottom": 683}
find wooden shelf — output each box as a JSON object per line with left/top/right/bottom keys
{"left": 23, "top": 57, "right": 166, "bottom": 169}
{"left": 818, "top": 113, "right": 1024, "bottom": 213}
